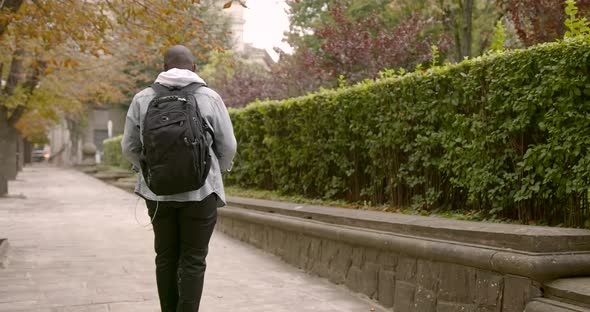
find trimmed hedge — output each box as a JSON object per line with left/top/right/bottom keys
{"left": 227, "top": 39, "right": 590, "bottom": 227}
{"left": 103, "top": 135, "right": 130, "bottom": 169}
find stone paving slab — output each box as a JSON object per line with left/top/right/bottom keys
{"left": 0, "top": 166, "right": 385, "bottom": 312}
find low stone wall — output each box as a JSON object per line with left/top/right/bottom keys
{"left": 217, "top": 196, "right": 590, "bottom": 312}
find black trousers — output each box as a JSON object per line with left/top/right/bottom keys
{"left": 146, "top": 194, "right": 217, "bottom": 312}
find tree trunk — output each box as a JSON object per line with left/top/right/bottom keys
{"left": 0, "top": 174, "right": 6, "bottom": 196}
{"left": 453, "top": 27, "right": 462, "bottom": 61}
{"left": 24, "top": 140, "right": 32, "bottom": 164}
{"left": 16, "top": 133, "right": 24, "bottom": 172}
{"left": 461, "top": 0, "right": 474, "bottom": 59}
{"left": 0, "top": 46, "right": 43, "bottom": 187}
{"left": 6, "top": 127, "right": 18, "bottom": 181}
{"left": 0, "top": 118, "right": 11, "bottom": 196}
{"left": 67, "top": 118, "right": 82, "bottom": 164}
{"left": 440, "top": 4, "right": 462, "bottom": 62}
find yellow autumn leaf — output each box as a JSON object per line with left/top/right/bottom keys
{"left": 1, "top": 0, "right": 230, "bottom": 145}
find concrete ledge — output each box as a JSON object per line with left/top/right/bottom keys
{"left": 0, "top": 238, "right": 9, "bottom": 268}
{"left": 220, "top": 206, "right": 590, "bottom": 282}
{"left": 226, "top": 196, "right": 590, "bottom": 253}
{"left": 525, "top": 298, "right": 590, "bottom": 312}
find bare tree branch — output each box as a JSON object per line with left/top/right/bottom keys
{"left": 7, "top": 59, "right": 46, "bottom": 127}
{"left": 2, "top": 48, "right": 46, "bottom": 127}
{"left": 7, "top": 106, "right": 24, "bottom": 127}
{"left": 3, "top": 48, "right": 24, "bottom": 97}
{"left": 22, "top": 59, "right": 45, "bottom": 93}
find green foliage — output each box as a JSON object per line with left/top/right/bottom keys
{"left": 102, "top": 135, "right": 130, "bottom": 169}
{"left": 200, "top": 51, "right": 238, "bottom": 83}
{"left": 565, "top": 0, "right": 590, "bottom": 39}
{"left": 431, "top": 45, "right": 440, "bottom": 67}
{"left": 490, "top": 20, "right": 506, "bottom": 51}
{"left": 377, "top": 68, "right": 398, "bottom": 80}
{"left": 227, "top": 38, "right": 590, "bottom": 227}
{"left": 337, "top": 75, "right": 348, "bottom": 89}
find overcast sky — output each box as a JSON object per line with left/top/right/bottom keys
{"left": 243, "top": 0, "right": 293, "bottom": 54}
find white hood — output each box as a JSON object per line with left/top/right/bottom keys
{"left": 154, "top": 68, "right": 206, "bottom": 87}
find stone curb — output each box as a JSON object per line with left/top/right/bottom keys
{"left": 76, "top": 167, "right": 135, "bottom": 193}
{"left": 93, "top": 171, "right": 134, "bottom": 181}
{"left": 219, "top": 207, "right": 590, "bottom": 282}
{"left": 544, "top": 278, "right": 590, "bottom": 308}
{"left": 525, "top": 298, "right": 590, "bottom": 312}
{"left": 0, "top": 238, "right": 9, "bottom": 269}
{"left": 226, "top": 196, "right": 590, "bottom": 253}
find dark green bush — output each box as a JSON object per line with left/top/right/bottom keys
{"left": 227, "top": 39, "right": 590, "bottom": 227}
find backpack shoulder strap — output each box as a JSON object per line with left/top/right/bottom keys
{"left": 150, "top": 83, "right": 175, "bottom": 96}
{"left": 150, "top": 82, "right": 206, "bottom": 94}
{"left": 181, "top": 82, "right": 207, "bottom": 94}
{"left": 181, "top": 82, "right": 215, "bottom": 141}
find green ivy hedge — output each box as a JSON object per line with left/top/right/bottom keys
{"left": 227, "top": 39, "right": 590, "bottom": 227}
{"left": 102, "top": 135, "right": 129, "bottom": 169}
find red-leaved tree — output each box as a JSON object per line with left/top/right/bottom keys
{"left": 262, "top": 49, "right": 332, "bottom": 100}
{"left": 212, "top": 1, "right": 451, "bottom": 107}
{"left": 308, "top": 4, "right": 449, "bottom": 83}
{"left": 496, "top": 0, "right": 590, "bottom": 46}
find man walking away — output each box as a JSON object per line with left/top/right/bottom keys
{"left": 121, "top": 44, "right": 237, "bottom": 312}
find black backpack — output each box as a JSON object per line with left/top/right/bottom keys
{"left": 140, "top": 82, "right": 213, "bottom": 195}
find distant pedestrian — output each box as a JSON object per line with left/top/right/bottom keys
{"left": 121, "top": 44, "right": 237, "bottom": 312}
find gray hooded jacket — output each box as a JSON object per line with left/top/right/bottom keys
{"left": 121, "top": 68, "right": 237, "bottom": 206}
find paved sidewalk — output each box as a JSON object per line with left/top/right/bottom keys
{"left": 0, "top": 166, "right": 385, "bottom": 312}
